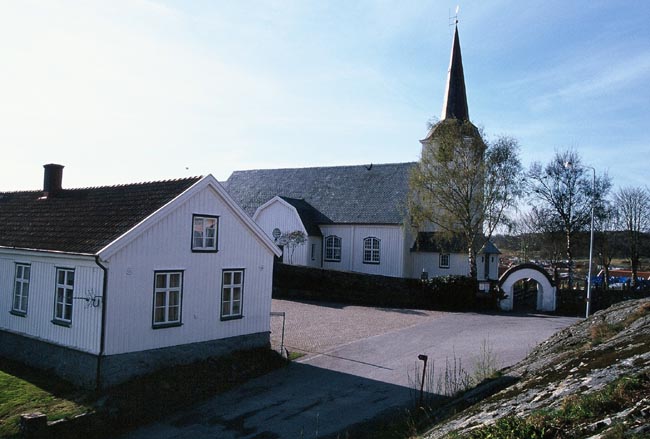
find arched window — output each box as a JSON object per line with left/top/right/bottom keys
{"left": 324, "top": 235, "right": 341, "bottom": 262}
{"left": 363, "top": 237, "right": 380, "bottom": 264}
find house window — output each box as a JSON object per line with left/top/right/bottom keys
{"left": 192, "top": 215, "right": 219, "bottom": 252}
{"left": 12, "top": 264, "right": 30, "bottom": 315}
{"left": 153, "top": 271, "right": 183, "bottom": 328}
{"left": 53, "top": 268, "right": 74, "bottom": 325}
{"left": 324, "top": 236, "right": 341, "bottom": 262}
{"left": 363, "top": 237, "right": 380, "bottom": 264}
{"left": 221, "top": 269, "right": 244, "bottom": 320}
{"left": 439, "top": 253, "right": 450, "bottom": 269}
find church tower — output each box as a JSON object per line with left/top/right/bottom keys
{"left": 420, "top": 24, "right": 480, "bottom": 147}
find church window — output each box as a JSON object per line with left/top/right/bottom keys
{"left": 362, "top": 237, "right": 380, "bottom": 264}
{"left": 324, "top": 236, "right": 341, "bottom": 262}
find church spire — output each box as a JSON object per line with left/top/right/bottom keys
{"left": 440, "top": 25, "right": 469, "bottom": 121}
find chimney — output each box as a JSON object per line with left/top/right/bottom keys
{"left": 43, "top": 164, "right": 64, "bottom": 198}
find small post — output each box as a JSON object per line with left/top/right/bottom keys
{"left": 20, "top": 412, "right": 47, "bottom": 438}
{"left": 418, "top": 354, "right": 428, "bottom": 407}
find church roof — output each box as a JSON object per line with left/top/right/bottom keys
{"left": 278, "top": 197, "right": 326, "bottom": 236}
{"left": 441, "top": 25, "right": 469, "bottom": 121}
{"left": 224, "top": 162, "right": 416, "bottom": 225}
{"left": 0, "top": 177, "right": 201, "bottom": 254}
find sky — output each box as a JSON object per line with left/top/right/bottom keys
{"left": 1, "top": 1, "right": 648, "bottom": 193}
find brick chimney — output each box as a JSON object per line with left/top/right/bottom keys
{"left": 43, "top": 164, "right": 64, "bottom": 198}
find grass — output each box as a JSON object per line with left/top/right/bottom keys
{"left": 0, "top": 348, "right": 286, "bottom": 438}
{"left": 0, "top": 358, "right": 92, "bottom": 438}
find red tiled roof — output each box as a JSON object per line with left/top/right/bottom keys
{"left": 0, "top": 177, "right": 201, "bottom": 254}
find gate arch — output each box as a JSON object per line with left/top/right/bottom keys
{"left": 499, "top": 263, "right": 556, "bottom": 312}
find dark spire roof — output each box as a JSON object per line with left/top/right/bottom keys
{"left": 440, "top": 25, "right": 469, "bottom": 121}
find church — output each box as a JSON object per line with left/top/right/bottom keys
{"left": 224, "top": 25, "right": 500, "bottom": 280}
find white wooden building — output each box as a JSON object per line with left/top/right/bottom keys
{"left": 0, "top": 164, "right": 280, "bottom": 388}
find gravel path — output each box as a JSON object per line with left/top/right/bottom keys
{"left": 270, "top": 299, "right": 443, "bottom": 357}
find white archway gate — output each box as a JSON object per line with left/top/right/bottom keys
{"left": 499, "top": 264, "right": 556, "bottom": 312}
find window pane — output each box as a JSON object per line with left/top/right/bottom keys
{"left": 223, "top": 288, "right": 231, "bottom": 302}
{"left": 170, "top": 274, "right": 180, "bottom": 288}
{"left": 156, "top": 274, "right": 167, "bottom": 289}
{"left": 155, "top": 291, "right": 166, "bottom": 307}
{"left": 58, "top": 270, "right": 65, "bottom": 284}
{"left": 65, "top": 291, "right": 73, "bottom": 305}
{"left": 154, "top": 307, "right": 165, "bottom": 323}
{"left": 13, "top": 295, "right": 20, "bottom": 310}
{"left": 67, "top": 271, "right": 74, "bottom": 285}
{"left": 232, "top": 301, "right": 241, "bottom": 315}
{"left": 194, "top": 217, "right": 203, "bottom": 233}
{"left": 232, "top": 287, "right": 241, "bottom": 301}
{"left": 64, "top": 304, "right": 72, "bottom": 320}
{"left": 169, "top": 291, "right": 179, "bottom": 306}
{"left": 205, "top": 237, "right": 215, "bottom": 248}
{"left": 193, "top": 236, "right": 203, "bottom": 248}
{"left": 56, "top": 303, "right": 63, "bottom": 318}
{"left": 223, "top": 272, "right": 232, "bottom": 285}
{"left": 233, "top": 272, "right": 242, "bottom": 285}
{"left": 168, "top": 306, "right": 179, "bottom": 322}
{"left": 24, "top": 266, "right": 30, "bottom": 278}
{"left": 17, "top": 265, "right": 24, "bottom": 278}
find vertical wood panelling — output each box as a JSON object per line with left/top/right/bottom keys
{"left": 254, "top": 200, "right": 310, "bottom": 266}
{"left": 319, "top": 225, "right": 404, "bottom": 277}
{"left": 409, "top": 252, "right": 469, "bottom": 279}
{"left": 104, "top": 186, "right": 275, "bottom": 355}
{"left": 0, "top": 252, "right": 103, "bottom": 354}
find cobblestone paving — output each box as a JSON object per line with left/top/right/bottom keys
{"left": 270, "top": 299, "right": 443, "bottom": 358}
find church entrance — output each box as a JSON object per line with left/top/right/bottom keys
{"left": 499, "top": 264, "right": 556, "bottom": 312}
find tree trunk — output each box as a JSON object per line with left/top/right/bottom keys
{"left": 566, "top": 230, "right": 574, "bottom": 289}
{"left": 468, "top": 247, "right": 477, "bottom": 281}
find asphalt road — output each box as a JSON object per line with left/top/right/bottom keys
{"left": 120, "top": 305, "right": 579, "bottom": 439}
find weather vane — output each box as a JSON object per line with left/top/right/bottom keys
{"left": 449, "top": 5, "right": 460, "bottom": 26}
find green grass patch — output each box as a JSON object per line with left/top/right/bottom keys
{"left": 287, "top": 351, "right": 306, "bottom": 361}
{"left": 0, "top": 358, "right": 91, "bottom": 438}
{"left": 0, "top": 348, "right": 286, "bottom": 438}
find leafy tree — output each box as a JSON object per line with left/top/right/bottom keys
{"left": 527, "top": 150, "right": 611, "bottom": 288}
{"left": 278, "top": 230, "right": 307, "bottom": 264}
{"left": 408, "top": 120, "right": 524, "bottom": 280}
{"left": 613, "top": 186, "right": 650, "bottom": 287}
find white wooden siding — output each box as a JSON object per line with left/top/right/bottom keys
{"left": 319, "top": 225, "right": 404, "bottom": 277}
{"left": 409, "top": 251, "right": 469, "bottom": 279}
{"left": 0, "top": 250, "right": 103, "bottom": 354}
{"left": 306, "top": 236, "right": 321, "bottom": 268}
{"left": 102, "top": 185, "right": 275, "bottom": 355}
{"left": 253, "top": 199, "right": 310, "bottom": 266}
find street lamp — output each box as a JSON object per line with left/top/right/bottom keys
{"left": 565, "top": 161, "right": 596, "bottom": 318}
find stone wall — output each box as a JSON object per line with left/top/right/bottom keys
{"left": 98, "top": 332, "right": 269, "bottom": 388}
{"left": 0, "top": 329, "right": 269, "bottom": 389}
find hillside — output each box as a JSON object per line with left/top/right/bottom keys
{"left": 424, "top": 298, "right": 650, "bottom": 438}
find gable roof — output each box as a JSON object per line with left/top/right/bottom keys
{"left": 0, "top": 177, "right": 201, "bottom": 254}
{"left": 224, "top": 162, "right": 416, "bottom": 225}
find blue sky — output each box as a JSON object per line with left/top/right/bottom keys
{"left": 1, "top": 1, "right": 648, "bottom": 192}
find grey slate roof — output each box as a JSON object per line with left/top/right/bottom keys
{"left": 0, "top": 177, "right": 201, "bottom": 254}
{"left": 224, "top": 162, "right": 416, "bottom": 225}
{"left": 278, "top": 197, "right": 326, "bottom": 236}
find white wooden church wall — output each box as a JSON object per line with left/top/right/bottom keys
{"left": 253, "top": 200, "right": 310, "bottom": 266}
{"left": 319, "top": 224, "right": 404, "bottom": 277}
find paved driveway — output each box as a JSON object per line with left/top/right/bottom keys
{"left": 120, "top": 302, "right": 579, "bottom": 438}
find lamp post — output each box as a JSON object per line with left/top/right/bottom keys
{"left": 565, "top": 162, "right": 596, "bottom": 318}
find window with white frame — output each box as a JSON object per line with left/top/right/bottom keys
{"left": 12, "top": 264, "right": 30, "bottom": 315}
{"left": 192, "top": 215, "right": 219, "bottom": 251}
{"left": 53, "top": 268, "right": 74, "bottom": 324}
{"left": 324, "top": 235, "right": 341, "bottom": 262}
{"left": 153, "top": 271, "right": 183, "bottom": 327}
{"left": 439, "top": 253, "right": 450, "bottom": 269}
{"left": 221, "top": 269, "right": 244, "bottom": 319}
{"left": 363, "top": 237, "right": 380, "bottom": 264}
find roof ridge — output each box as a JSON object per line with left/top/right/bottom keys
{"left": 230, "top": 162, "right": 417, "bottom": 174}
{"left": 0, "top": 176, "right": 202, "bottom": 195}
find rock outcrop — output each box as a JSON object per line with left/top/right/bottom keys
{"left": 424, "top": 298, "right": 650, "bottom": 438}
